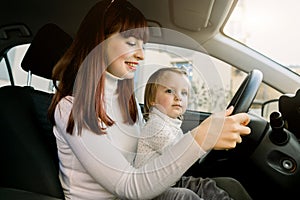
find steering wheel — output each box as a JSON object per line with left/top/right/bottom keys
{"left": 227, "top": 69, "right": 263, "bottom": 115}
{"left": 199, "top": 69, "right": 263, "bottom": 162}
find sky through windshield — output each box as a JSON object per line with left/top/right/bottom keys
{"left": 225, "top": 0, "right": 300, "bottom": 73}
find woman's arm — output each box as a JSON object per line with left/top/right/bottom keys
{"left": 191, "top": 106, "right": 251, "bottom": 151}
{"left": 55, "top": 98, "right": 205, "bottom": 199}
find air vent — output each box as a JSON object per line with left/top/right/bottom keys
{"left": 0, "top": 24, "right": 31, "bottom": 40}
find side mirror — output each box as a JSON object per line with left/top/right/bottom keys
{"left": 279, "top": 89, "right": 300, "bottom": 137}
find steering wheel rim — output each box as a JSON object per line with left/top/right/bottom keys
{"left": 199, "top": 69, "right": 263, "bottom": 163}
{"left": 227, "top": 69, "right": 263, "bottom": 115}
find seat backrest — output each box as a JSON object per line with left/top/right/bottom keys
{"left": 0, "top": 23, "right": 72, "bottom": 199}
{"left": 0, "top": 86, "right": 62, "bottom": 197}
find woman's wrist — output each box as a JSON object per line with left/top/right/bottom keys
{"left": 191, "top": 126, "right": 213, "bottom": 152}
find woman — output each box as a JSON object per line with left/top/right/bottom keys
{"left": 48, "top": 0, "right": 252, "bottom": 199}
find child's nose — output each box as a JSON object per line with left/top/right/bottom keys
{"left": 174, "top": 92, "right": 182, "bottom": 101}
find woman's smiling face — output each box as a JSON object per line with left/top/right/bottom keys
{"left": 105, "top": 32, "right": 145, "bottom": 79}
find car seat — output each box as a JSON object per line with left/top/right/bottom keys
{"left": 0, "top": 23, "right": 72, "bottom": 200}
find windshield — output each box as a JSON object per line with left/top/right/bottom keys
{"left": 224, "top": 0, "right": 300, "bottom": 75}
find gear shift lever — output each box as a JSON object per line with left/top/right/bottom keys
{"left": 269, "top": 111, "right": 289, "bottom": 145}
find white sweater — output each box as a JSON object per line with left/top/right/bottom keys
{"left": 134, "top": 107, "right": 184, "bottom": 168}
{"left": 53, "top": 72, "right": 206, "bottom": 200}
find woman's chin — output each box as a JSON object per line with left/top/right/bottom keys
{"left": 122, "top": 71, "right": 135, "bottom": 79}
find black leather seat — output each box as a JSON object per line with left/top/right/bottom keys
{"left": 0, "top": 23, "right": 72, "bottom": 200}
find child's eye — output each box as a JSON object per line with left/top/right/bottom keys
{"left": 182, "top": 91, "right": 188, "bottom": 96}
{"left": 166, "top": 89, "right": 174, "bottom": 94}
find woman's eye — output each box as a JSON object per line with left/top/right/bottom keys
{"left": 126, "top": 41, "right": 136, "bottom": 46}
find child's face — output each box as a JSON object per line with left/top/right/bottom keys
{"left": 105, "top": 32, "right": 144, "bottom": 79}
{"left": 154, "top": 71, "right": 190, "bottom": 119}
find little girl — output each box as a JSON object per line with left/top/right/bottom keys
{"left": 134, "top": 67, "right": 238, "bottom": 199}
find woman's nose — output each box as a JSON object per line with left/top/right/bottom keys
{"left": 134, "top": 45, "right": 145, "bottom": 60}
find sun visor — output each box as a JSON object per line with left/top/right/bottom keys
{"left": 170, "top": 0, "right": 215, "bottom": 31}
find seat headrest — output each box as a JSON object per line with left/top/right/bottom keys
{"left": 21, "top": 23, "right": 72, "bottom": 79}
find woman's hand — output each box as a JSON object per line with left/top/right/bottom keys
{"left": 191, "top": 106, "right": 251, "bottom": 151}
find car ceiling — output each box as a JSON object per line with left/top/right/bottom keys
{"left": 0, "top": 0, "right": 235, "bottom": 54}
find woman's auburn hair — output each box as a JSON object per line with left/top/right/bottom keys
{"left": 48, "top": 0, "right": 149, "bottom": 135}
